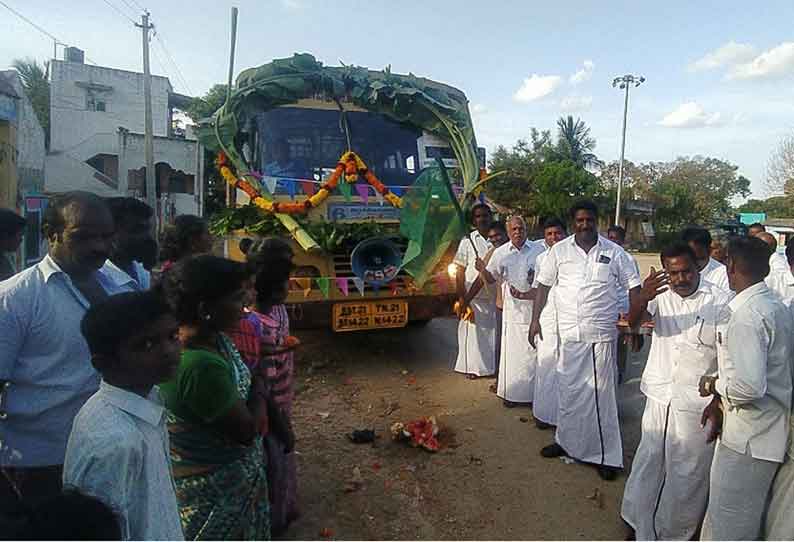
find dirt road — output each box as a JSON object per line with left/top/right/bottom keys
{"left": 283, "top": 317, "right": 648, "bottom": 540}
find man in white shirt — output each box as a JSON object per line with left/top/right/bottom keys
{"left": 698, "top": 236, "right": 794, "bottom": 540}
{"left": 765, "top": 237, "right": 794, "bottom": 540}
{"left": 64, "top": 291, "right": 184, "bottom": 541}
{"left": 531, "top": 200, "right": 641, "bottom": 480}
{"left": 620, "top": 242, "right": 731, "bottom": 540}
{"left": 475, "top": 216, "right": 544, "bottom": 406}
{"left": 453, "top": 203, "right": 497, "bottom": 378}
{"left": 532, "top": 218, "right": 566, "bottom": 429}
{"left": 0, "top": 192, "right": 132, "bottom": 513}
{"left": 755, "top": 231, "right": 790, "bottom": 291}
{"left": 682, "top": 227, "right": 730, "bottom": 293}
{"left": 101, "top": 197, "right": 156, "bottom": 291}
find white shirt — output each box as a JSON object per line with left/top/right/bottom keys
{"left": 486, "top": 240, "right": 544, "bottom": 323}
{"left": 536, "top": 235, "right": 642, "bottom": 342}
{"left": 715, "top": 282, "right": 794, "bottom": 463}
{"left": 770, "top": 251, "right": 789, "bottom": 275}
{"left": 701, "top": 257, "right": 730, "bottom": 293}
{"left": 767, "top": 268, "right": 794, "bottom": 301}
{"left": 100, "top": 260, "right": 151, "bottom": 291}
{"left": 616, "top": 252, "right": 640, "bottom": 315}
{"left": 64, "top": 382, "right": 184, "bottom": 541}
{"left": 453, "top": 230, "right": 493, "bottom": 301}
{"left": 0, "top": 255, "right": 137, "bottom": 467}
{"left": 642, "top": 279, "right": 731, "bottom": 412}
{"left": 534, "top": 247, "right": 559, "bottom": 330}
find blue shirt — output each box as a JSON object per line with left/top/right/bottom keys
{"left": 0, "top": 255, "right": 135, "bottom": 467}
{"left": 63, "top": 382, "right": 184, "bottom": 541}
{"left": 100, "top": 259, "right": 151, "bottom": 291}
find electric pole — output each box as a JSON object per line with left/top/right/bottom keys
{"left": 137, "top": 12, "right": 158, "bottom": 231}
{"left": 611, "top": 74, "right": 645, "bottom": 227}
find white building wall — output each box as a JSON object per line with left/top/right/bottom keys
{"left": 49, "top": 60, "right": 171, "bottom": 157}
{"left": 44, "top": 59, "right": 200, "bottom": 216}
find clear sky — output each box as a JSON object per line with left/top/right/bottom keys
{"left": 3, "top": 0, "right": 794, "bottom": 198}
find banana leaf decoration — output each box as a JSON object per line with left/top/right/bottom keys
{"left": 197, "top": 53, "right": 484, "bottom": 282}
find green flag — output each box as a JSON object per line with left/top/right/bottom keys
{"left": 400, "top": 166, "right": 466, "bottom": 287}
{"left": 338, "top": 180, "right": 352, "bottom": 202}
{"left": 315, "top": 276, "right": 331, "bottom": 299}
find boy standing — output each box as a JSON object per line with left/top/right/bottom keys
{"left": 63, "top": 291, "right": 184, "bottom": 541}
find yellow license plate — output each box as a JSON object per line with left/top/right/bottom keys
{"left": 332, "top": 300, "right": 408, "bottom": 332}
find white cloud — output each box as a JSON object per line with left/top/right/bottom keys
{"left": 471, "top": 103, "right": 488, "bottom": 114}
{"left": 659, "top": 102, "right": 723, "bottom": 128}
{"left": 560, "top": 95, "right": 593, "bottom": 112}
{"left": 513, "top": 74, "right": 562, "bottom": 103}
{"left": 728, "top": 42, "right": 794, "bottom": 80}
{"left": 569, "top": 60, "right": 594, "bottom": 85}
{"left": 689, "top": 41, "right": 756, "bottom": 72}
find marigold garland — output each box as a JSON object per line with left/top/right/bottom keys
{"left": 216, "top": 150, "right": 403, "bottom": 215}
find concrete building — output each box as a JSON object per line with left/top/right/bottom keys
{"left": 0, "top": 70, "right": 47, "bottom": 272}
{"left": 45, "top": 50, "right": 199, "bottom": 222}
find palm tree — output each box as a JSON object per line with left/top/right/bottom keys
{"left": 12, "top": 58, "right": 50, "bottom": 148}
{"left": 555, "top": 115, "right": 601, "bottom": 169}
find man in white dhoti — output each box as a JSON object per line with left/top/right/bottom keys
{"left": 620, "top": 242, "right": 731, "bottom": 540}
{"left": 470, "top": 216, "right": 544, "bottom": 407}
{"left": 698, "top": 236, "right": 794, "bottom": 540}
{"left": 682, "top": 227, "right": 731, "bottom": 294}
{"left": 765, "top": 239, "right": 794, "bottom": 540}
{"left": 532, "top": 218, "right": 566, "bottom": 429}
{"left": 453, "top": 203, "right": 497, "bottom": 379}
{"left": 530, "top": 200, "right": 641, "bottom": 480}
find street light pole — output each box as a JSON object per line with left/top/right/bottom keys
{"left": 612, "top": 74, "right": 645, "bottom": 227}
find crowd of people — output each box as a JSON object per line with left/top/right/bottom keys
{"left": 0, "top": 191, "right": 298, "bottom": 540}
{"left": 2, "top": 189, "right": 794, "bottom": 540}
{"left": 452, "top": 201, "right": 794, "bottom": 540}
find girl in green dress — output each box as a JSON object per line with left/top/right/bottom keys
{"left": 160, "top": 255, "right": 270, "bottom": 540}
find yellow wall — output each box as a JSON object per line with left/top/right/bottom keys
{"left": 0, "top": 120, "right": 18, "bottom": 209}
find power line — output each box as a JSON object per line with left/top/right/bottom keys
{"left": 129, "top": 0, "right": 147, "bottom": 13}
{"left": 99, "top": 0, "right": 137, "bottom": 26}
{"left": 118, "top": 0, "right": 141, "bottom": 14}
{"left": 1, "top": 0, "right": 99, "bottom": 64}
{"left": 153, "top": 32, "right": 192, "bottom": 95}
{"left": 0, "top": 0, "right": 57, "bottom": 41}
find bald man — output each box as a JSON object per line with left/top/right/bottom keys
{"left": 477, "top": 216, "right": 544, "bottom": 406}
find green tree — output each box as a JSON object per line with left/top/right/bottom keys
{"left": 12, "top": 58, "right": 50, "bottom": 148}
{"left": 530, "top": 160, "right": 601, "bottom": 221}
{"left": 486, "top": 120, "right": 602, "bottom": 221}
{"left": 737, "top": 196, "right": 794, "bottom": 217}
{"left": 185, "top": 84, "right": 229, "bottom": 216}
{"left": 184, "top": 84, "right": 228, "bottom": 123}
{"left": 553, "top": 115, "right": 601, "bottom": 168}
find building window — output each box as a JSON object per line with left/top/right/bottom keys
{"left": 86, "top": 96, "right": 107, "bottom": 112}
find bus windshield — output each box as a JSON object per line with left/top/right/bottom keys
{"left": 254, "top": 107, "right": 422, "bottom": 187}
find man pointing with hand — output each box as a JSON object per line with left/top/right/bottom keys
{"left": 620, "top": 242, "right": 730, "bottom": 540}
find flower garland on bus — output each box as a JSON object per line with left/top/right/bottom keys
{"left": 216, "top": 151, "right": 403, "bottom": 215}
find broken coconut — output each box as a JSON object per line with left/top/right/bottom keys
{"left": 390, "top": 416, "right": 440, "bottom": 452}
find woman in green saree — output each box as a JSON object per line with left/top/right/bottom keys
{"left": 160, "top": 255, "right": 270, "bottom": 540}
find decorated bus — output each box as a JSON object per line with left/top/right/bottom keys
{"left": 199, "top": 54, "right": 494, "bottom": 331}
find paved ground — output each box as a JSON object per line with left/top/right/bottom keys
{"left": 282, "top": 315, "right": 650, "bottom": 540}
